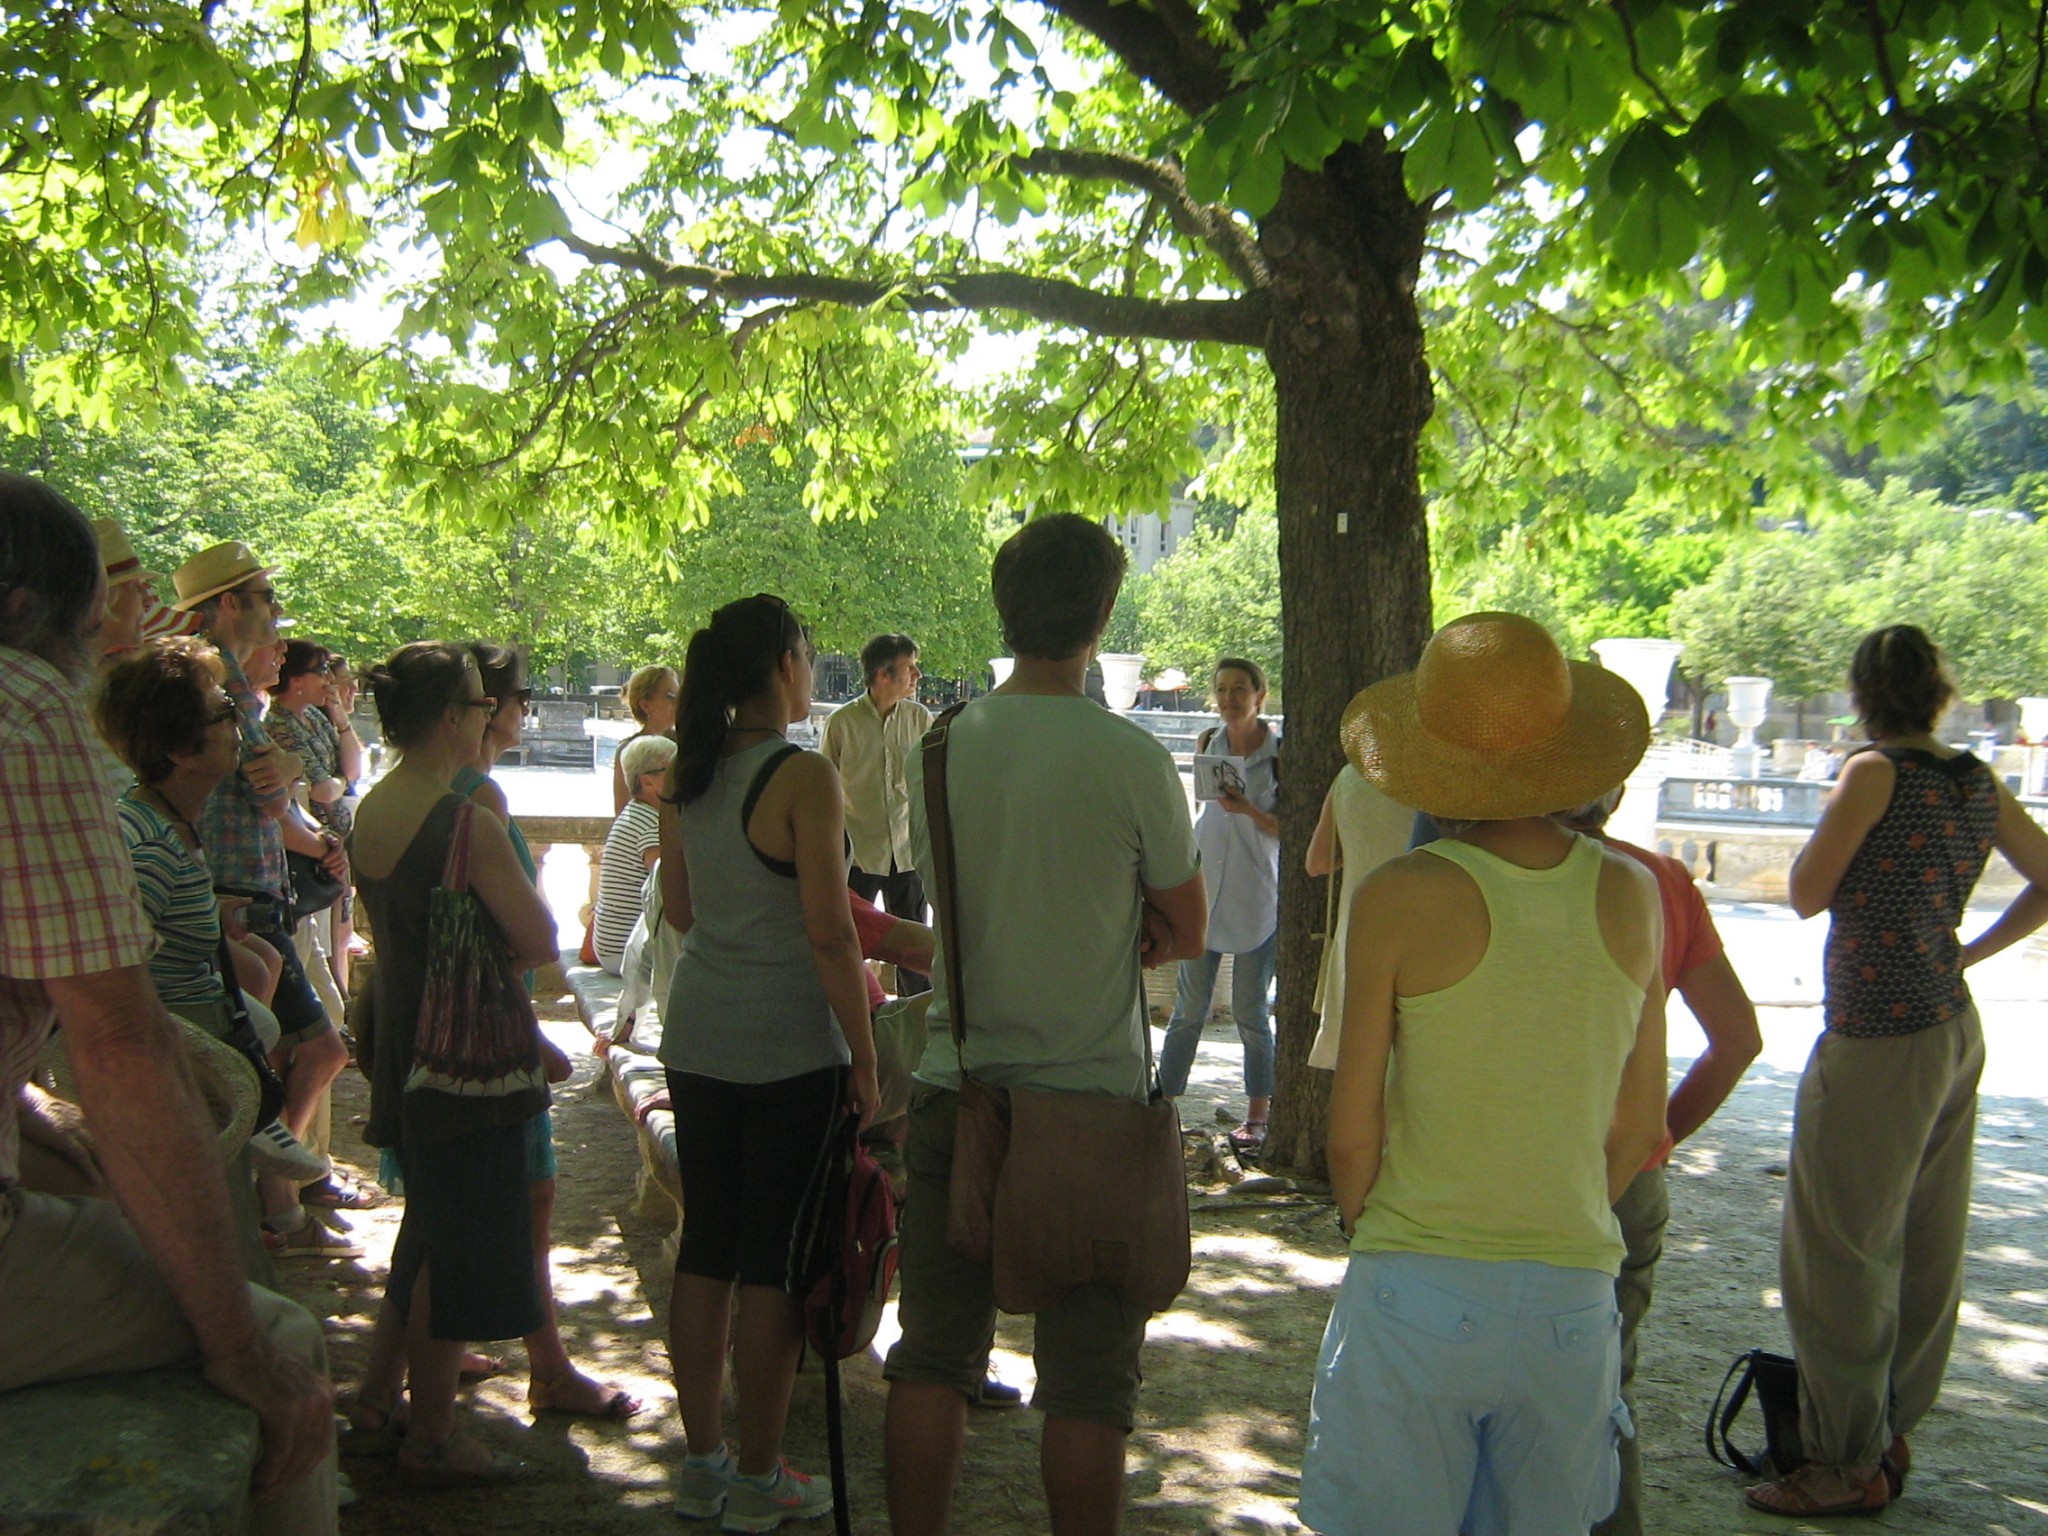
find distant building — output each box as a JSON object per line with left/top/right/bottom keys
{"left": 962, "top": 431, "right": 1206, "bottom": 574}
{"left": 1105, "top": 491, "right": 1201, "bottom": 573}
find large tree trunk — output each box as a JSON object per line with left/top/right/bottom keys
{"left": 1260, "top": 149, "right": 1436, "bottom": 1177}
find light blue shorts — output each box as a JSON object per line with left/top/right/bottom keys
{"left": 1300, "top": 1251, "right": 1630, "bottom": 1536}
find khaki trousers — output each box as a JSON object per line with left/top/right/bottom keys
{"left": 0, "top": 1190, "right": 337, "bottom": 1536}
{"left": 1593, "top": 1165, "right": 1667, "bottom": 1536}
{"left": 293, "top": 917, "right": 343, "bottom": 1164}
{"left": 1781, "top": 1008, "right": 1983, "bottom": 1468}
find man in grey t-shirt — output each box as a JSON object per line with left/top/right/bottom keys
{"left": 883, "top": 514, "right": 1207, "bottom": 1536}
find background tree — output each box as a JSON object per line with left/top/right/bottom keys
{"left": 1668, "top": 535, "right": 1861, "bottom": 714}
{"left": 1136, "top": 506, "right": 1284, "bottom": 695}
{"left": 18, "top": 0, "right": 2048, "bottom": 1168}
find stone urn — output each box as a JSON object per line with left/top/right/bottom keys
{"left": 1097, "top": 652, "right": 1147, "bottom": 712}
{"left": 1725, "top": 676, "right": 1774, "bottom": 779}
{"left": 1590, "top": 638, "right": 1683, "bottom": 729}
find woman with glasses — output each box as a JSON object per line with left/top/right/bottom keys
{"left": 90, "top": 638, "right": 335, "bottom": 1197}
{"left": 451, "top": 641, "right": 641, "bottom": 1422}
{"left": 612, "top": 663, "right": 681, "bottom": 813}
{"left": 344, "top": 641, "right": 561, "bottom": 1483}
{"left": 266, "top": 639, "right": 364, "bottom": 996}
{"left": 659, "top": 594, "right": 877, "bottom": 1527}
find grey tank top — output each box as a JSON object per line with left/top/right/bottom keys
{"left": 658, "top": 738, "right": 850, "bottom": 1084}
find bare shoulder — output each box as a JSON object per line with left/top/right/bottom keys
{"left": 1362, "top": 848, "right": 1453, "bottom": 895}
{"left": 469, "top": 775, "right": 510, "bottom": 818}
{"left": 1834, "top": 747, "right": 1896, "bottom": 790}
{"left": 784, "top": 747, "right": 840, "bottom": 787}
{"left": 1360, "top": 847, "right": 1478, "bottom": 923}
{"left": 1596, "top": 841, "right": 1660, "bottom": 904}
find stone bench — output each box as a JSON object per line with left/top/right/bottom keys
{"left": 0, "top": 1369, "right": 258, "bottom": 1535}
{"left": 561, "top": 952, "right": 683, "bottom": 1256}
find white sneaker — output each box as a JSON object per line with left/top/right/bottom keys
{"left": 720, "top": 1461, "right": 832, "bottom": 1532}
{"left": 247, "top": 1119, "right": 330, "bottom": 1181}
{"left": 673, "top": 1443, "right": 735, "bottom": 1519}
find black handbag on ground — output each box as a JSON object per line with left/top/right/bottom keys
{"left": 1706, "top": 1348, "right": 1804, "bottom": 1477}
{"left": 286, "top": 849, "right": 346, "bottom": 919}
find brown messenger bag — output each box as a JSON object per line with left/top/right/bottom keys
{"left": 920, "top": 702, "right": 1191, "bottom": 1316}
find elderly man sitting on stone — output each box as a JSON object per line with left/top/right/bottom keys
{"left": 0, "top": 473, "right": 337, "bottom": 1534}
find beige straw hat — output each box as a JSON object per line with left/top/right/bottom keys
{"left": 1341, "top": 612, "right": 1649, "bottom": 821}
{"left": 170, "top": 541, "right": 275, "bottom": 611}
{"left": 91, "top": 518, "right": 166, "bottom": 587}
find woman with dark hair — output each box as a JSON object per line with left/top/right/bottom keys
{"left": 612, "top": 663, "right": 681, "bottom": 813}
{"left": 343, "top": 641, "right": 560, "bottom": 1483}
{"left": 267, "top": 639, "right": 364, "bottom": 994}
{"left": 451, "top": 641, "right": 639, "bottom": 1421}
{"left": 92, "top": 637, "right": 333, "bottom": 1193}
{"left": 1157, "top": 656, "right": 1282, "bottom": 1153}
{"left": 1749, "top": 624, "right": 2048, "bottom": 1518}
{"left": 657, "top": 595, "right": 876, "bottom": 1527}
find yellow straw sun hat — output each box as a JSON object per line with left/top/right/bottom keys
{"left": 170, "top": 540, "right": 275, "bottom": 611}
{"left": 1341, "top": 612, "right": 1649, "bottom": 821}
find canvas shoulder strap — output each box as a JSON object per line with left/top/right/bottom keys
{"left": 919, "top": 702, "right": 971, "bottom": 1065}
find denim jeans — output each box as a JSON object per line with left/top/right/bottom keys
{"left": 1156, "top": 934, "right": 1277, "bottom": 1100}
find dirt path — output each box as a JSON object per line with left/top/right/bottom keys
{"left": 297, "top": 980, "right": 2048, "bottom": 1534}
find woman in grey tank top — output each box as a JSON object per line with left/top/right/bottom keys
{"left": 654, "top": 594, "right": 877, "bottom": 1526}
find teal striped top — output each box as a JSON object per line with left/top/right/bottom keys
{"left": 116, "top": 793, "right": 227, "bottom": 1008}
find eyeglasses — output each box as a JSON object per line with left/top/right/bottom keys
{"left": 205, "top": 702, "right": 239, "bottom": 727}
{"left": 235, "top": 586, "right": 281, "bottom": 609}
{"left": 460, "top": 696, "right": 498, "bottom": 713}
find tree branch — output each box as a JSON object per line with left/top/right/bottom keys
{"left": 1608, "top": 0, "right": 1690, "bottom": 126}
{"left": 550, "top": 230, "right": 1270, "bottom": 347}
{"left": 1013, "top": 146, "right": 1270, "bottom": 289}
{"left": 1861, "top": 0, "right": 1911, "bottom": 124}
{"left": 1037, "top": 0, "right": 1233, "bottom": 116}
{"left": 2030, "top": 0, "right": 2048, "bottom": 154}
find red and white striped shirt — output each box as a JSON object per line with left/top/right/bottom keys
{"left": 0, "top": 647, "right": 156, "bottom": 1195}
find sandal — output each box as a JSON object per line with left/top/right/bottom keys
{"left": 1228, "top": 1121, "right": 1269, "bottom": 1155}
{"left": 337, "top": 1393, "right": 408, "bottom": 1456}
{"left": 1744, "top": 1463, "right": 1890, "bottom": 1518}
{"left": 527, "top": 1368, "right": 642, "bottom": 1421}
{"left": 459, "top": 1352, "right": 508, "bottom": 1381}
{"left": 1883, "top": 1435, "right": 1910, "bottom": 1498}
{"left": 300, "top": 1171, "right": 381, "bottom": 1210}
{"left": 395, "top": 1432, "right": 526, "bottom": 1488}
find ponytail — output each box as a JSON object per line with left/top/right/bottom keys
{"left": 667, "top": 593, "right": 807, "bottom": 804}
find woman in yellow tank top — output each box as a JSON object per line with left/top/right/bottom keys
{"left": 1299, "top": 614, "right": 1668, "bottom": 1536}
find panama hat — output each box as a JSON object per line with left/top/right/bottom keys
{"left": 1341, "top": 612, "right": 1649, "bottom": 821}
{"left": 170, "top": 541, "right": 275, "bottom": 611}
{"left": 91, "top": 518, "right": 165, "bottom": 588}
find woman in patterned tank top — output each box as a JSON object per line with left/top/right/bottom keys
{"left": 1750, "top": 626, "right": 2048, "bottom": 1519}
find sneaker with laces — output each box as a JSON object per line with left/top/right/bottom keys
{"left": 720, "top": 1461, "right": 832, "bottom": 1532}
{"left": 672, "top": 1443, "right": 735, "bottom": 1519}
{"left": 269, "top": 1214, "right": 363, "bottom": 1260}
{"left": 247, "top": 1119, "right": 331, "bottom": 1182}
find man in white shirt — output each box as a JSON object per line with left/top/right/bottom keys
{"left": 819, "top": 633, "right": 933, "bottom": 995}
{"left": 883, "top": 515, "right": 1207, "bottom": 1536}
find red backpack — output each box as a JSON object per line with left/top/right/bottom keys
{"left": 789, "top": 1114, "right": 900, "bottom": 1536}
{"left": 796, "top": 1118, "right": 900, "bottom": 1359}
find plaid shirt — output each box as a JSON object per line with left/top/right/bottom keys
{"left": 198, "top": 647, "right": 289, "bottom": 899}
{"left": 0, "top": 647, "right": 157, "bottom": 1195}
